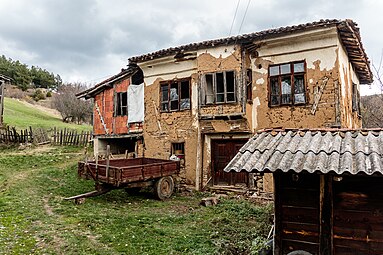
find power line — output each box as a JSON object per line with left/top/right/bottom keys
{"left": 229, "top": 0, "right": 241, "bottom": 36}
{"left": 237, "top": 0, "right": 251, "bottom": 35}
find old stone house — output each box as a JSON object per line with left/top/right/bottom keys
{"left": 77, "top": 19, "right": 372, "bottom": 191}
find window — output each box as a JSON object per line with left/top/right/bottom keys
{"left": 160, "top": 79, "right": 190, "bottom": 112}
{"left": 172, "top": 142, "right": 185, "bottom": 167}
{"left": 115, "top": 92, "right": 127, "bottom": 116}
{"left": 172, "top": 142, "right": 184, "bottom": 156}
{"left": 269, "top": 61, "right": 306, "bottom": 106}
{"left": 202, "top": 71, "right": 236, "bottom": 105}
{"left": 352, "top": 83, "right": 361, "bottom": 115}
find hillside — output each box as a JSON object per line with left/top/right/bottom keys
{"left": 3, "top": 97, "right": 92, "bottom": 131}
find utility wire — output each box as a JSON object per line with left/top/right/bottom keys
{"left": 228, "top": 0, "right": 241, "bottom": 36}
{"left": 237, "top": 0, "right": 251, "bottom": 35}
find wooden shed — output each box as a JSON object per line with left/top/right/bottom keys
{"left": 225, "top": 129, "right": 383, "bottom": 255}
{"left": 0, "top": 74, "right": 11, "bottom": 127}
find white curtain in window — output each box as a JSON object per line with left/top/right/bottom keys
{"left": 127, "top": 83, "right": 144, "bottom": 124}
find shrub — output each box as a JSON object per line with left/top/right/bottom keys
{"left": 32, "top": 89, "right": 46, "bottom": 101}
{"left": 46, "top": 91, "right": 52, "bottom": 97}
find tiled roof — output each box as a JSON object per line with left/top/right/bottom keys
{"left": 129, "top": 19, "right": 372, "bottom": 84}
{"left": 76, "top": 66, "right": 137, "bottom": 99}
{"left": 224, "top": 128, "right": 383, "bottom": 175}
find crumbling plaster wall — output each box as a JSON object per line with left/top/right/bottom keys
{"left": 250, "top": 27, "right": 342, "bottom": 131}
{"left": 337, "top": 38, "right": 362, "bottom": 128}
{"left": 139, "top": 58, "right": 199, "bottom": 184}
{"left": 197, "top": 45, "right": 245, "bottom": 117}
{"left": 139, "top": 46, "right": 249, "bottom": 186}
{"left": 201, "top": 133, "right": 251, "bottom": 188}
{"left": 197, "top": 45, "right": 251, "bottom": 188}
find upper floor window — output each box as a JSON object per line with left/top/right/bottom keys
{"left": 115, "top": 92, "right": 128, "bottom": 116}
{"left": 269, "top": 61, "right": 306, "bottom": 106}
{"left": 160, "top": 79, "right": 190, "bottom": 112}
{"left": 202, "top": 71, "right": 236, "bottom": 105}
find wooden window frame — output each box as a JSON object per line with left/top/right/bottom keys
{"left": 160, "top": 79, "right": 191, "bottom": 112}
{"left": 171, "top": 142, "right": 185, "bottom": 167}
{"left": 352, "top": 83, "right": 361, "bottom": 116}
{"left": 202, "top": 70, "right": 236, "bottom": 105}
{"left": 268, "top": 61, "right": 307, "bottom": 107}
{"left": 115, "top": 92, "right": 128, "bottom": 116}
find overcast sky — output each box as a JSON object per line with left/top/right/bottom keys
{"left": 0, "top": 0, "right": 382, "bottom": 94}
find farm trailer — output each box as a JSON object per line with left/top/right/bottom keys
{"left": 66, "top": 157, "right": 180, "bottom": 202}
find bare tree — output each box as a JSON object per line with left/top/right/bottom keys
{"left": 52, "top": 83, "right": 92, "bottom": 124}
{"left": 361, "top": 51, "right": 383, "bottom": 128}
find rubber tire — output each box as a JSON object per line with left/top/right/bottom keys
{"left": 154, "top": 176, "right": 174, "bottom": 200}
{"left": 287, "top": 251, "right": 313, "bottom": 255}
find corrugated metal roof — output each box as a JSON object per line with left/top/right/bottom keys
{"left": 224, "top": 129, "right": 383, "bottom": 175}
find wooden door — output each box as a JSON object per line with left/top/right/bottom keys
{"left": 212, "top": 139, "right": 248, "bottom": 186}
{"left": 333, "top": 176, "right": 383, "bottom": 255}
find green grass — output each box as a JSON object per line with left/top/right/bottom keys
{"left": 0, "top": 146, "right": 273, "bottom": 255}
{"left": 3, "top": 97, "right": 92, "bottom": 131}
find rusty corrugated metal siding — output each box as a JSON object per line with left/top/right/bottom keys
{"left": 225, "top": 129, "right": 383, "bottom": 175}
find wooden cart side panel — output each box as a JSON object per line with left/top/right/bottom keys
{"left": 78, "top": 158, "right": 180, "bottom": 186}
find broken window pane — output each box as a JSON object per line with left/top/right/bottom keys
{"left": 161, "top": 85, "right": 168, "bottom": 101}
{"left": 294, "top": 75, "right": 305, "bottom": 104}
{"left": 180, "top": 98, "right": 190, "bottom": 110}
{"left": 161, "top": 102, "right": 169, "bottom": 112}
{"left": 205, "top": 74, "right": 214, "bottom": 104}
{"left": 216, "top": 73, "right": 224, "bottom": 93}
{"left": 270, "top": 77, "right": 279, "bottom": 95}
{"left": 170, "top": 83, "right": 179, "bottom": 101}
{"left": 280, "top": 64, "right": 291, "bottom": 74}
{"left": 203, "top": 71, "right": 236, "bottom": 104}
{"left": 226, "top": 71, "right": 235, "bottom": 102}
{"left": 281, "top": 76, "right": 291, "bottom": 104}
{"left": 216, "top": 72, "right": 224, "bottom": 103}
{"left": 227, "top": 93, "right": 235, "bottom": 102}
{"left": 170, "top": 100, "right": 178, "bottom": 111}
{"left": 180, "top": 81, "right": 190, "bottom": 99}
{"left": 269, "top": 61, "right": 306, "bottom": 106}
{"left": 270, "top": 66, "right": 279, "bottom": 76}
{"left": 170, "top": 83, "right": 179, "bottom": 111}
{"left": 116, "top": 92, "right": 128, "bottom": 116}
{"left": 160, "top": 85, "right": 169, "bottom": 111}
{"left": 180, "top": 81, "right": 190, "bottom": 110}
{"left": 271, "top": 95, "right": 280, "bottom": 106}
{"left": 294, "top": 62, "right": 305, "bottom": 73}
{"left": 226, "top": 71, "right": 235, "bottom": 93}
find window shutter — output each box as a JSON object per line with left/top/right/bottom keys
{"left": 200, "top": 75, "right": 206, "bottom": 105}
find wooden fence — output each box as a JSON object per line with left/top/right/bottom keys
{"left": 52, "top": 128, "right": 92, "bottom": 146}
{"left": 0, "top": 126, "right": 92, "bottom": 146}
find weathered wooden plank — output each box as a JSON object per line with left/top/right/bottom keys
{"left": 319, "top": 175, "right": 333, "bottom": 255}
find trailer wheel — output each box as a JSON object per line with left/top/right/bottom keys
{"left": 287, "top": 251, "right": 312, "bottom": 255}
{"left": 154, "top": 176, "right": 174, "bottom": 200}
